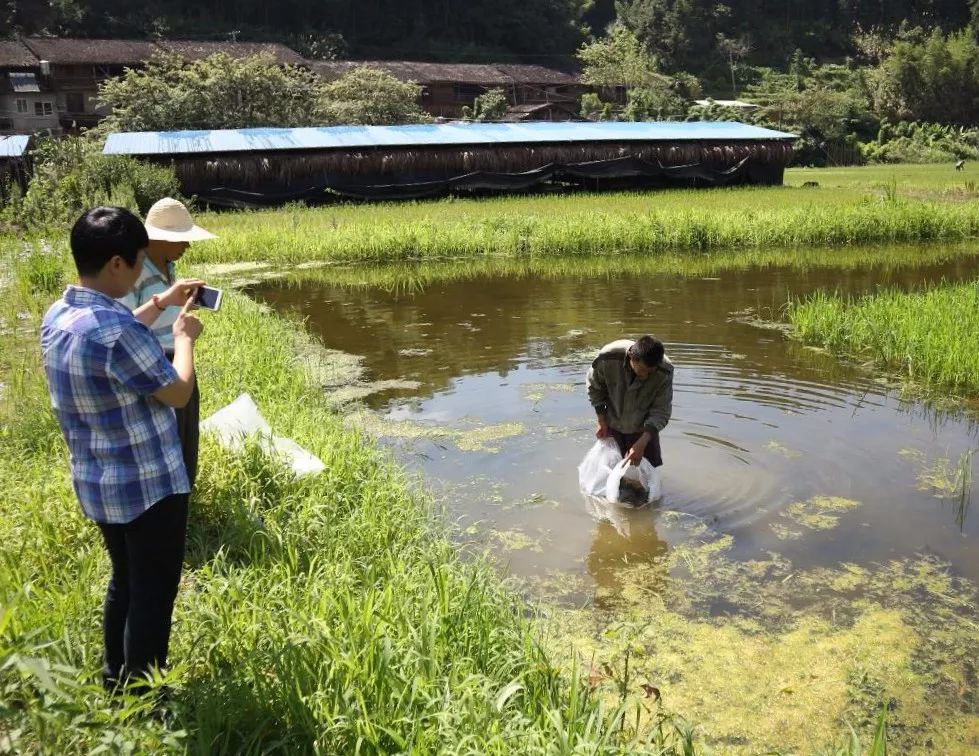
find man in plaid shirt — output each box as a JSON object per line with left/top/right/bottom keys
{"left": 41, "top": 206, "right": 203, "bottom": 691}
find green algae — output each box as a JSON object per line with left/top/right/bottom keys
{"left": 346, "top": 409, "right": 524, "bottom": 453}
{"left": 489, "top": 528, "right": 545, "bottom": 553}
{"left": 770, "top": 522, "right": 804, "bottom": 541}
{"left": 522, "top": 382, "right": 577, "bottom": 403}
{"left": 900, "top": 447, "right": 971, "bottom": 498}
{"left": 325, "top": 379, "right": 422, "bottom": 406}
{"left": 540, "top": 534, "right": 979, "bottom": 755}
{"left": 781, "top": 495, "right": 862, "bottom": 532}
{"left": 765, "top": 440, "right": 803, "bottom": 459}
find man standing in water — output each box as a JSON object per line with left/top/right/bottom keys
{"left": 587, "top": 336, "right": 673, "bottom": 498}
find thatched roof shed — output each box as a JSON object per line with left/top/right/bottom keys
{"left": 0, "top": 134, "right": 31, "bottom": 197}
{"left": 104, "top": 121, "right": 796, "bottom": 207}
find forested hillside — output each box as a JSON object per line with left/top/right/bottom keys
{"left": 5, "top": 0, "right": 977, "bottom": 69}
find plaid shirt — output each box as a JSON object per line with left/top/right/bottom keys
{"left": 41, "top": 286, "right": 189, "bottom": 524}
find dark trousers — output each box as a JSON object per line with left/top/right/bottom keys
{"left": 174, "top": 379, "right": 200, "bottom": 489}
{"left": 165, "top": 349, "right": 200, "bottom": 490}
{"left": 609, "top": 427, "right": 663, "bottom": 468}
{"left": 96, "top": 493, "right": 189, "bottom": 687}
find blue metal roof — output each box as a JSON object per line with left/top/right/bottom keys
{"left": 104, "top": 121, "right": 796, "bottom": 156}
{"left": 0, "top": 135, "right": 29, "bottom": 158}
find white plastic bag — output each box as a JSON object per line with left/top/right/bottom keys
{"left": 577, "top": 438, "right": 622, "bottom": 497}
{"left": 606, "top": 457, "right": 660, "bottom": 504}
{"left": 578, "top": 438, "right": 661, "bottom": 505}
{"left": 200, "top": 393, "right": 326, "bottom": 478}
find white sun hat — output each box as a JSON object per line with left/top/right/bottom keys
{"left": 144, "top": 197, "right": 217, "bottom": 242}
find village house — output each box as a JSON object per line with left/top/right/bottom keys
{"left": 19, "top": 38, "right": 159, "bottom": 132}
{"left": 0, "top": 40, "right": 57, "bottom": 134}
{"left": 0, "top": 38, "right": 306, "bottom": 135}
{"left": 1, "top": 38, "right": 593, "bottom": 135}
{"left": 310, "top": 60, "right": 586, "bottom": 120}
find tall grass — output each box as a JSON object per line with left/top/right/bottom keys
{"left": 196, "top": 197, "right": 979, "bottom": 266}
{"left": 788, "top": 280, "right": 979, "bottom": 394}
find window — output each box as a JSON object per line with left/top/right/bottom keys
{"left": 16, "top": 99, "right": 28, "bottom": 114}
{"left": 453, "top": 84, "right": 485, "bottom": 102}
{"left": 65, "top": 93, "right": 85, "bottom": 113}
{"left": 9, "top": 72, "right": 40, "bottom": 93}
{"left": 34, "top": 101, "right": 53, "bottom": 116}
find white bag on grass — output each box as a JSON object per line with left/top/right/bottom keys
{"left": 578, "top": 438, "right": 662, "bottom": 505}
{"left": 200, "top": 393, "right": 325, "bottom": 478}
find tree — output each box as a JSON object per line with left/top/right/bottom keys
{"left": 622, "top": 87, "right": 687, "bottom": 120}
{"left": 578, "top": 25, "right": 667, "bottom": 89}
{"left": 578, "top": 26, "right": 699, "bottom": 120}
{"left": 319, "top": 67, "right": 429, "bottom": 126}
{"left": 462, "top": 88, "right": 509, "bottom": 121}
{"left": 97, "top": 54, "right": 429, "bottom": 131}
{"left": 97, "top": 52, "right": 328, "bottom": 132}
{"left": 866, "top": 27, "right": 979, "bottom": 124}
{"left": 716, "top": 33, "right": 752, "bottom": 98}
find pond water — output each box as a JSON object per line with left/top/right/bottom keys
{"left": 247, "top": 252, "right": 979, "bottom": 751}
{"left": 250, "top": 256, "right": 979, "bottom": 595}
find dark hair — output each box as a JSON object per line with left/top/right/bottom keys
{"left": 629, "top": 335, "right": 665, "bottom": 367}
{"left": 69, "top": 206, "right": 148, "bottom": 276}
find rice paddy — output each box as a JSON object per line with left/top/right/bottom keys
{"left": 188, "top": 164, "right": 979, "bottom": 266}
{"left": 788, "top": 280, "right": 979, "bottom": 395}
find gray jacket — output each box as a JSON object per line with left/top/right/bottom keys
{"left": 586, "top": 339, "right": 673, "bottom": 434}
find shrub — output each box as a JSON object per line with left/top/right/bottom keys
{"left": 0, "top": 136, "right": 180, "bottom": 232}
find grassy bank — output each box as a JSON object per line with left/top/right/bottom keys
{"left": 0, "top": 247, "right": 654, "bottom": 753}
{"left": 189, "top": 165, "right": 979, "bottom": 265}
{"left": 789, "top": 281, "right": 979, "bottom": 396}
{"left": 197, "top": 199, "right": 979, "bottom": 265}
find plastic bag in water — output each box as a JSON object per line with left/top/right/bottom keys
{"left": 577, "top": 438, "right": 622, "bottom": 497}
{"left": 578, "top": 438, "right": 661, "bottom": 505}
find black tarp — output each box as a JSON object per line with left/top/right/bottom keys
{"left": 190, "top": 155, "right": 780, "bottom": 208}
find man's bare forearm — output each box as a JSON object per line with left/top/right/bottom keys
{"left": 153, "top": 337, "right": 195, "bottom": 408}
{"left": 132, "top": 301, "right": 163, "bottom": 327}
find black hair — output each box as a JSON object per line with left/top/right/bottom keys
{"left": 69, "top": 206, "right": 148, "bottom": 276}
{"left": 628, "top": 335, "right": 665, "bottom": 367}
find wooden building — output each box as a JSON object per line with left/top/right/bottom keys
{"left": 0, "top": 41, "right": 57, "bottom": 134}
{"left": 0, "top": 38, "right": 307, "bottom": 135}
{"left": 311, "top": 60, "right": 584, "bottom": 119}
{"left": 20, "top": 38, "right": 158, "bottom": 131}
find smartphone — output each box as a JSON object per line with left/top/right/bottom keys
{"left": 193, "top": 285, "right": 223, "bottom": 312}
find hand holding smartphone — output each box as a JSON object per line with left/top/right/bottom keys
{"left": 193, "top": 285, "right": 223, "bottom": 312}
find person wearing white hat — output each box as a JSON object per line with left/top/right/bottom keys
{"left": 120, "top": 198, "right": 217, "bottom": 489}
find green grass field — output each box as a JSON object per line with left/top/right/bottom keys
{"left": 187, "top": 164, "right": 979, "bottom": 266}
